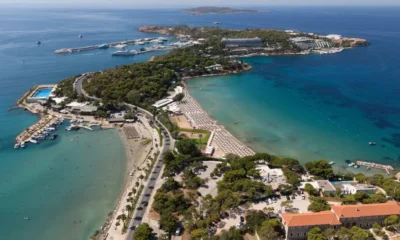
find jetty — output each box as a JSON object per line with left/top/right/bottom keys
{"left": 15, "top": 115, "right": 63, "bottom": 144}
{"left": 356, "top": 160, "right": 394, "bottom": 174}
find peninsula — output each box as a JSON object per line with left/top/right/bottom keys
{"left": 17, "top": 25, "right": 391, "bottom": 240}
{"left": 139, "top": 25, "right": 369, "bottom": 57}
{"left": 183, "top": 6, "right": 261, "bottom": 15}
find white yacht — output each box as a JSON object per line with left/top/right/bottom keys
{"left": 113, "top": 44, "right": 128, "bottom": 49}
{"left": 14, "top": 143, "right": 20, "bottom": 149}
{"left": 29, "top": 139, "right": 38, "bottom": 144}
{"left": 20, "top": 142, "right": 25, "bottom": 148}
{"left": 136, "top": 41, "right": 146, "bottom": 45}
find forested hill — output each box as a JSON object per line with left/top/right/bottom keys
{"left": 80, "top": 46, "right": 246, "bottom": 109}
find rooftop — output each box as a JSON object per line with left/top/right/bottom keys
{"left": 281, "top": 211, "right": 341, "bottom": 227}
{"left": 316, "top": 180, "right": 336, "bottom": 192}
{"left": 331, "top": 201, "right": 400, "bottom": 218}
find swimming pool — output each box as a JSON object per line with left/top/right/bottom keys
{"left": 330, "top": 181, "right": 354, "bottom": 185}
{"left": 33, "top": 88, "right": 52, "bottom": 98}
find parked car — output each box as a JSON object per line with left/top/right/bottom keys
{"left": 175, "top": 227, "right": 181, "bottom": 236}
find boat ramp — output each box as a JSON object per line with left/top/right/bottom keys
{"left": 355, "top": 160, "right": 394, "bottom": 174}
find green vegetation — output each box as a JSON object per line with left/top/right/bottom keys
{"left": 176, "top": 138, "right": 201, "bottom": 157}
{"left": 173, "top": 93, "right": 185, "bottom": 101}
{"left": 308, "top": 197, "right": 331, "bottom": 212}
{"left": 305, "top": 160, "right": 334, "bottom": 179}
{"left": 305, "top": 183, "right": 320, "bottom": 196}
{"left": 307, "top": 226, "right": 374, "bottom": 240}
{"left": 212, "top": 227, "right": 243, "bottom": 240}
{"left": 53, "top": 76, "right": 77, "bottom": 99}
{"left": 133, "top": 223, "right": 154, "bottom": 240}
{"left": 257, "top": 219, "right": 283, "bottom": 240}
{"left": 179, "top": 128, "right": 211, "bottom": 147}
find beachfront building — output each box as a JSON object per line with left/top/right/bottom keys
{"left": 205, "top": 64, "right": 223, "bottom": 72}
{"left": 290, "top": 37, "right": 332, "bottom": 50}
{"left": 342, "top": 183, "right": 377, "bottom": 195}
{"left": 221, "top": 37, "right": 262, "bottom": 48}
{"left": 281, "top": 201, "right": 400, "bottom": 240}
{"left": 299, "top": 180, "right": 336, "bottom": 196}
{"left": 326, "top": 34, "right": 342, "bottom": 40}
{"left": 152, "top": 98, "right": 174, "bottom": 109}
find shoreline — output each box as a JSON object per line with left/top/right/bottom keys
{"left": 180, "top": 67, "right": 396, "bottom": 176}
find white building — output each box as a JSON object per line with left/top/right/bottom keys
{"left": 326, "top": 34, "right": 342, "bottom": 40}
{"left": 342, "top": 184, "right": 377, "bottom": 195}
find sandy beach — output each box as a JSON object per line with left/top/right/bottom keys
{"left": 98, "top": 116, "right": 161, "bottom": 240}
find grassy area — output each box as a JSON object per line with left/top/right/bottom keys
{"left": 122, "top": 185, "right": 144, "bottom": 233}
{"left": 179, "top": 128, "right": 211, "bottom": 147}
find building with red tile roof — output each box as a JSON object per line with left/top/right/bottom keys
{"left": 281, "top": 201, "right": 400, "bottom": 240}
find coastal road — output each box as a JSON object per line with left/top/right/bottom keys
{"left": 125, "top": 126, "right": 172, "bottom": 240}
{"left": 74, "top": 73, "right": 175, "bottom": 239}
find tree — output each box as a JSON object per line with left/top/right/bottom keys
{"left": 363, "top": 193, "right": 387, "bottom": 204}
{"left": 341, "top": 195, "right": 358, "bottom": 205}
{"left": 257, "top": 219, "right": 283, "bottom": 240}
{"left": 305, "top": 160, "right": 334, "bottom": 179}
{"left": 191, "top": 228, "right": 207, "bottom": 240}
{"left": 355, "top": 173, "right": 366, "bottom": 183}
{"left": 159, "top": 213, "right": 178, "bottom": 234}
{"left": 133, "top": 223, "right": 154, "bottom": 240}
{"left": 323, "top": 228, "right": 336, "bottom": 240}
{"left": 336, "top": 227, "right": 353, "bottom": 240}
{"left": 305, "top": 183, "right": 320, "bottom": 196}
{"left": 175, "top": 138, "right": 201, "bottom": 157}
{"left": 125, "top": 205, "right": 133, "bottom": 213}
{"left": 126, "top": 90, "right": 140, "bottom": 104}
{"left": 384, "top": 215, "right": 399, "bottom": 226}
{"left": 350, "top": 226, "right": 373, "bottom": 240}
{"left": 213, "top": 227, "right": 243, "bottom": 240}
{"left": 278, "top": 184, "right": 294, "bottom": 196}
{"left": 160, "top": 177, "right": 181, "bottom": 193}
{"left": 173, "top": 93, "right": 185, "bottom": 102}
{"left": 245, "top": 210, "right": 269, "bottom": 233}
{"left": 115, "top": 221, "right": 120, "bottom": 230}
{"left": 281, "top": 200, "right": 293, "bottom": 210}
{"left": 354, "top": 192, "right": 368, "bottom": 202}
{"left": 308, "top": 197, "right": 330, "bottom": 212}
{"left": 307, "top": 227, "right": 326, "bottom": 240}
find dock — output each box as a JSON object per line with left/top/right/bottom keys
{"left": 53, "top": 37, "right": 169, "bottom": 54}
{"left": 356, "top": 160, "right": 394, "bottom": 174}
{"left": 15, "top": 115, "right": 63, "bottom": 144}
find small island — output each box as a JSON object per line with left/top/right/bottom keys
{"left": 183, "top": 6, "right": 261, "bottom": 15}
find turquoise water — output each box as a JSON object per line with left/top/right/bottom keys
{"left": 1, "top": 6, "right": 400, "bottom": 240}
{"left": 0, "top": 124, "right": 126, "bottom": 239}
{"left": 33, "top": 88, "right": 52, "bottom": 98}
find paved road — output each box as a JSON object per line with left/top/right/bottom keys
{"left": 125, "top": 127, "right": 172, "bottom": 240}
{"left": 74, "top": 74, "right": 174, "bottom": 240}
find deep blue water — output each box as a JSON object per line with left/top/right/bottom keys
{"left": 0, "top": 6, "right": 399, "bottom": 239}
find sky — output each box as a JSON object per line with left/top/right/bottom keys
{"left": 1, "top": 0, "right": 399, "bottom": 8}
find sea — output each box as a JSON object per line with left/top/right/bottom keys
{"left": 0, "top": 6, "right": 399, "bottom": 240}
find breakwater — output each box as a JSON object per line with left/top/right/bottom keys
{"left": 54, "top": 37, "right": 169, "bottom": 54}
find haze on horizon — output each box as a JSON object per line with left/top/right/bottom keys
{"left": 1, "top": 0, "right": 399, "bottom": 8}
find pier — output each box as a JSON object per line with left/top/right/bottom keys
{"left": 15, "top": 115, "right": 63, "bottom": 144}
{"left": 356, "top": 160, "right": 394, "bottom": 174}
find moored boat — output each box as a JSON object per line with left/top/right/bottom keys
{"left": 14, "top": 143, "right": 20, "bottom": 149}
{"left": 50, "top": 134, "right": 58, "bottom": 140}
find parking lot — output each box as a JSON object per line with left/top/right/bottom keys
{"left": 251, "top": 192, "right": 311, "bottom": 214}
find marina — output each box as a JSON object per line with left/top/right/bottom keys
{"left": 54, "top": 37, "right": 170, "bottom": 54}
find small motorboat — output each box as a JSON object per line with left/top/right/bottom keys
{"left": 50, "top": 134, "right": 58, "bottom": 140}
{"left": 354, "top": 164, "right": 359, "bottom": 169}
{"left": 369, "top": 142, "right": 376, "bottom": 146}
{"left": 329, "top": 161, "right": 335, "bottom": 165}
{"left": 24, "top": 216, "right": 29, "bottom": 220}
{"left": 348, "top": 163, "right": 355, "bottom": 167}
{"left": 21, "top": 142, "right": 25, "bottom": 148}
{"left": 14, "top": 143, "right": 20, "bottom": 149}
